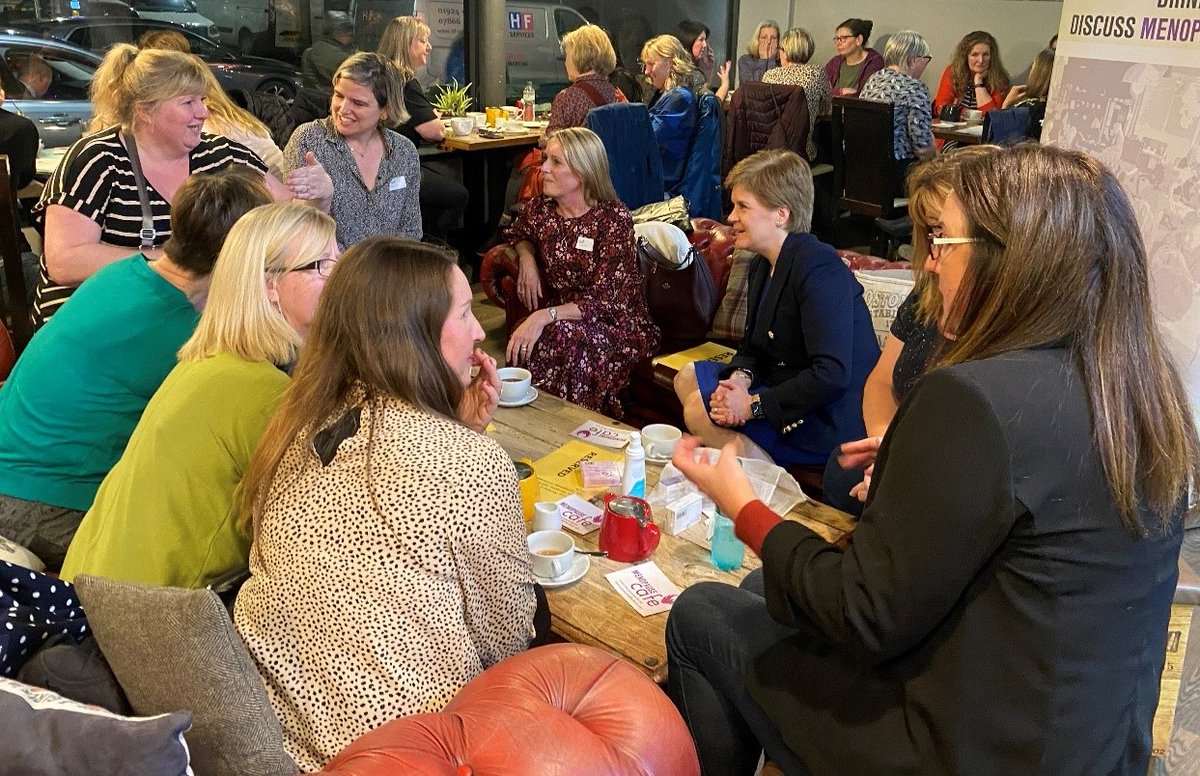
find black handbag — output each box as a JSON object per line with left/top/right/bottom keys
{"left": 635, "top": 222, "right": 718, "bottom": 352}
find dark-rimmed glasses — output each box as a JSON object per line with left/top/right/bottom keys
{"left": 833, "top": 34, "right": 856, "bottom": 42}
{"left": 290, "top": 258, "right": 338, "bottom": 277}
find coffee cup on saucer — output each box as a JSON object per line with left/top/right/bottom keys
{"left": 528, "top": 530, "right": 575, "bottom": 580}
{"left": 466, "top": 111, "right": 487, "bottom": 129}
{"left": 641, "top": 423, "right": 682, "bottom": 460}
{"left": 497, "top": 367, "right": 532, "bottom": 403}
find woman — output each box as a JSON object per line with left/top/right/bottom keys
{"left": 234, "top": 238, "right": 536, "bottom": 771}
{"left": 934, "top": 30, "right": 1010, "bottom": 118}
{"left": 504, "top": 127, "right": 659, "bottom": 417}
{"left": 378, "top": 16, "right": 469, "bottom": 245}
{"left": 1002, "top": 46, "right": 1054, "bottom": 140}
{"left": 676, "top": 20, "right": 730, "bottom": 101}
{"left": 762, "top": 27, "right": 831, "bottom": 160}
{"left": 737, "top": 21, "right": 779, "bottom": 86}
{"left": 859, "top": 31, "right": 936, "bottom": 187}
{"left": 285, "top": 52, "right": 422, "bottom": 248}
{"left": 60, "top": 203, "right": 337, "bottom": 589}
{"left": 0, "top": 171, "right": 271, "bottom": 569}
{"left": 823, "top": 18, "right": 883, "bottom": 97}
{"left": 823, "top": 147, "right": 999, "bottom": 513}
{"left": 641, "top": 35, "right": 699, "bottom": 193}
{"left": 674, "top": 150, "right": 878, "bottom": 465}
{"left": 665, "top": 144, "right": 1196, "bottom": 775}
{"left": 34, "top": 45, "right": 330, "bottom": 326}
{"left": 543, "top": 24, "right": 627, "bottom": 139}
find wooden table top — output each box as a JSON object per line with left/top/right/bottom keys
{"left": 487, "top": 390, "right": 856, "bottom": 683}
{"left": 932, "top": 120, "right": 985, "bottom": 145}
{"left": 440, "top": 128, "right": 543, "bottom": 152}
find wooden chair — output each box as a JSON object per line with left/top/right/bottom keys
{"left": 830, "top": 97, "right": 909, "bottom": 253}
{"left": 0, "top": 155, "right": 33, "bottom": 355}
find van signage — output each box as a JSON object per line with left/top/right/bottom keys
{"left": 508, "top": 11, "right": 533, "bottom": 31}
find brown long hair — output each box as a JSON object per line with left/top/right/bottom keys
{"left": 950, "top": 30, "right": 1010, "bottom": 97}
{"left": 1024, "top": 47, "right": 1055, "bottom": 101}
{"left": 239, "top": 238, "right": 463, "bottom": 534}
{"left": 943, "top": 144, "right": 1199, "bottom": 533}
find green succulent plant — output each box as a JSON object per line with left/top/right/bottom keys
{"left": 431, "top": 79, "right": 474, "bottom": 117}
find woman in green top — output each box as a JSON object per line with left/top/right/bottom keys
{"left": 61, "top": 203, "right": 337, "bottom": 589}
{"left": 823, "top": 18, "right": 884, "bottom": 97}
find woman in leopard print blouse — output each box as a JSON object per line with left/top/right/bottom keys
{"left": 234, "top": 238, "right": 536, "bottom": 771}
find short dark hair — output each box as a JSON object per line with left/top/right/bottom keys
{"left": 837, "top": 18, "right": 873, "bottom": 44}
{"left": 163, "top": 168, "right": 272, "bottom": 276}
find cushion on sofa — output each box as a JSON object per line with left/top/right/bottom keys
{"left": 0, "top": 675, "right": 191, "bottom": 776}
{"left": 709, "top": 249, "right": 755, "bottom": 342}
{"left": 73, "top": 575, "right": 296, "bottom": 776}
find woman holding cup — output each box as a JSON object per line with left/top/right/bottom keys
{"left": 235, "top": 237, "right": 536, "bottom": 771}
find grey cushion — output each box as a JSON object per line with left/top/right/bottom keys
{"left": 73, "top": 575, "right": 297, "bottom": 776}
{"left": 0, "top": 675, "right": 191, "bottom": 775}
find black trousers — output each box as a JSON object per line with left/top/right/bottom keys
{"left": 419, "top": 164, "right": 469, "bottom": 243}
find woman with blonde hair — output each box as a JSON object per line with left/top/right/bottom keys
{"left": 234, "top": 237, "right": 535, "bottom": 770}
{"left": 762, "top": 27, "right": 831, "bottom": 158}
{"left": 737, "top": 20, "right": 779, "bottom": 85}
{"left": 1002, "top": 47, "right": 1054, "bottom": 139}
{"left": 505, "top": 127, "right": 659, "bottom": 416}
{"left": 378, "top": 16, "right": 469, "bottom": 245}
{"left": 36, "top": 44, "right": 330, "bottom": 325}
{"left": 543, "top": 24, "right": 627, "bottom": 139}
{"left": 641, "top": 34, "right": 700, "bottom": 192}
{"left": 666, "top": 142, "right": 1196, "bottom": 776}
{"left": 60, "top": 203, "right": 337, "bottom": 588}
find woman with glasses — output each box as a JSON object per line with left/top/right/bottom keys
{"left": 823, "top": 18, "right": 883, "bottom": 97}
{"left": 665, "top": 143, "right": 1196, "bottom": 775}
{"left": 60, "top": 203, "right": 337, "bottom": 589}
{"left": 859, "top": 31, "right": 937, "bottom": 193}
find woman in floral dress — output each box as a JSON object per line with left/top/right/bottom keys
{"left": 504, "top": 127, "right": 660, "bottom": 416}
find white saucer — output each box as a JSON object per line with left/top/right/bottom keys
{"left": 534, "top": 553, "right": 590, "bottom": 588}
{"left": 645, "top": 451, "right": 673, "bottom": 465}
{"left": 498, "top": 387, "right": 538, "bottom": 408}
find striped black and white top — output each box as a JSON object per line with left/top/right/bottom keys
{"left": 33, "top": 127, "right": 267, "bottom": 326}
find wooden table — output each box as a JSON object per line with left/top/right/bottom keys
{"left": 487, "top": 390, "right": 856, "bottom": 683}
{"left": 440, "top": 128, "right": 542, "bottom": 152}
{"left": 932, "top": 120, "right": 984, "bottom": 145}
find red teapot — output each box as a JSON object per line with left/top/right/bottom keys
{"left": 599, "top": 494, "right": 660, "bottom": 562}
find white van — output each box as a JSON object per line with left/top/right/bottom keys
{"left": 193, "top": 0, "right": 299, "bottom": 52}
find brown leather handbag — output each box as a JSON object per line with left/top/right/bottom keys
{"left": 635, "top": 222, "right": 718, "bottom": 352}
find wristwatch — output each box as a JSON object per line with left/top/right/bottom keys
{"left": 734, "top": 367, "right": 754, "bottom": 383}
{"left": 750, "top": 395, "right": 765, "bottom": 420}
{"left": 547, "top": 306, "right": 558, "bottom": 322}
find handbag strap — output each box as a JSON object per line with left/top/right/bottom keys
{"left": 575, "top": 78, "right": 609, "bottom": 107}
{"left": 122, "top": 131, "right": 157, "bottom": 251}
{"left": 637, "top": 234, "right": 696, "bottom": 270}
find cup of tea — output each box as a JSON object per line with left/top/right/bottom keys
{"left": 503, "top": 106, "right": 523, "bottom": 121}
{"left": 641, "top": 423, "right": 682, "bottom": 460}
{"left": 497, "top": 367, "right": 532, "bottom": 403}
{"left": 527, "top": 530, "right": 575, "bottom": 580}
{"left": 532, "top": 501, "right": 561, "bottom": 533}
{"left": 450, "top": 117, "right": 474, "bottom": 136}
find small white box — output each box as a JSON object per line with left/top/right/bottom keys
{"left": 663, "top": 492, "right": 703, "bottom": 535}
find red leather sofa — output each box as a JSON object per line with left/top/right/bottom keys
{"left": 317, "top": 643, "right": 700, "bottom": 776}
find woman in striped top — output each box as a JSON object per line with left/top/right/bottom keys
{"left": 932, "top": 31, "right": 1010, "bottom": 119}
{"left": 33, "top": 45, "right": 332, "bottom": 326}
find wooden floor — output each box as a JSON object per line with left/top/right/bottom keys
{"left": 1165, "top": 530, "right": 1200, "bottom": 775}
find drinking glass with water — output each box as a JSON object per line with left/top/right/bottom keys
{"left": 710, "top": 508, "right": 745, "bottom": 571}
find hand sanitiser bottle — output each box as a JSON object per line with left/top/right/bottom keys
{"left": 622, "top": 432, "right": 646, "bottom": 499}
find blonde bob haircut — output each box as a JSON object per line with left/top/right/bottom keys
{"left": 725, "top": 149, "right": 814, "bottom": 233}
{"left": 334, "top": 51, "right": 409, "bottom": 128}
{"left": 178, "top": 202, "right": 336, "bottom": 366}
{"left": 89, "top": 44, "right": 210, "bottom": 130}
{"left": 545, "top": 127, "right": 619, "bottom": 204}
{"left": 562, "top": 24, "right": 617, "bottom": 76}
{"left": 640, "top": 35, "right": 695, "bottom": 91}
{"left": 377, "top": 15, "right": 430, "bottom": 82}
{"left": 746, "top": 21, "right": 780, "bottom": 57}
{"left": 778, "top": 27, "right": 815, "bottom": 65}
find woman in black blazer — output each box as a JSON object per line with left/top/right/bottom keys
{"left": 673, "top": 149, "right": 879, "bottom": 466}
{"left": 665, "top": 144, "right": 1199, "bottom": 775}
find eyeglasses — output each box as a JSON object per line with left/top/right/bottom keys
{"left": 290, "top": 258, "right": 338, "bottom": 277}
{"left": 917, "top": 55, "right": 933, "bottom": 62}
{"left": 927, "top": 233, "right": 982, "bottom": 259}
{"left": 833, "top": 35, "right": 856, "bottom": 42}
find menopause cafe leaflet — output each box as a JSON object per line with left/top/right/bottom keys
{"left": 569, "top": 420, "right": 631, "bottom": 449}
{"left": 532, "top": 439, "right": 624, "bottom": 501}
{"left": 556, "top": 494, "right": 604, "bottom": 535}
{"left": 605, "top": 562, "right": 683, "bottom": 617}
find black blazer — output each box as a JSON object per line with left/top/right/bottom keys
{"left": 750, "top": 348, "right": 1182, "bottom": 775}
{"left": 726, "top": 231, "right": 879, "bottom": 458}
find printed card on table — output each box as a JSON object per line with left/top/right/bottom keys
{"left": 557, "top": 494, "right": 604, "bottom": 535}
{"left": 570, "top": 421, "right": 631, "bottom": 449}
{"left": 605, "top": 562, "right": 682, "bottom": 616}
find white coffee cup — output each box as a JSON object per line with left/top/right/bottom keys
{"left": 467, "top": 111, "right": 487, "bottom": 129}
{"left": 497, "top": 367, "right": 532, "bottom": 402}
{"left": 962, "top": 108, "right": 984, "bottom": 122}
{"left": 528, "top": 530, "right": 575, "bottom": 580}
{"left": 450, "top": 117, "right": 474, "bottom": 136}
{"left": 532, "top": 501, "right": 562, "bottom": 533}
{"left": 641, "top": 423, "right": 682, "bottom": 459}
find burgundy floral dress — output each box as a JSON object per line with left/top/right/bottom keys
{"left": 505, "top": 197, "right": 660, "bottom": 417}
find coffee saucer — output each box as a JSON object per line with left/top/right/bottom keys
{"left": 534, "top": 553, "right": 590, "bottom": 588}
{"left": 498, "top": 387, "right": 538, "bottom": 408}
{"left": 645, "top": 451, "right": 673, "bottom": 465}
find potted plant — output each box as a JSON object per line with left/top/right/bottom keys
{"left": 431, "top": 79, "right": 474, "bottom": 117}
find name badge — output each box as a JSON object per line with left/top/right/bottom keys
{"left": 575, "top": 236, "right": 595, "bottom": 251}
{"left": 389, "top": 176, "right": 406, "bottom": 191}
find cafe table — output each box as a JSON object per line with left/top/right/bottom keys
{"left": 488, "top": 389, "right": 856, "bottom": 684}
{"left": 931, "top": 119, "right": 984, "bottom": 145}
